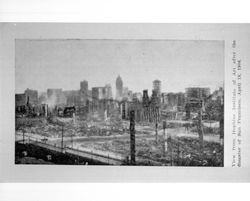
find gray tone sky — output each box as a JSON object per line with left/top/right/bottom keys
{"left": 15, "top": 39, "right": 224, "bottom": 95}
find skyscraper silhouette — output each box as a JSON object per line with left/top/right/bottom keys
{"left": 116, "top": 75, "right": 123, "bottom": 101}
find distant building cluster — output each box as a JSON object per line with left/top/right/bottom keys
{"left": 15, "top": 74, "right": 224, "bottom": 122}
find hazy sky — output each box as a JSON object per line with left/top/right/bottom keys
{"left": 15, "top": 39, "right": 224, "bottom": 95}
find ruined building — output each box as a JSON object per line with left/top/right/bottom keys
{"left": 104, "top": 84, "right": 113, "bottom": 99}
{"left": 64, "top": 90, "right": 81, "bottom": 106}
{"left": 15, "top": 93, "right": 27, "bottom": 113}
{"left": 185, "top": 87, "right": 211, "bottom": 119}
{"left": 142, "top": 90, "right": 150, "bottom": 107}
{"left": 185, "top": 87, "right": 210, "bottom": 100}
{"left": 161, "top": 93, "right": 168, "bottom": 105}
{"left": 151, "top": 89, "right": 161, "bottom": 108}
{"left": 47, "top": 88, "right": 66, "bottom": 107}
{"left": 24, "top": 88, "right": 38, "bottom": 106}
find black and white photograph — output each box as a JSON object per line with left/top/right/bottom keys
{"left": 15, "top": 39, "right": 224, "bottom": 166}
{"left": 2, "top": 1, "right": 250, "bottom": 200}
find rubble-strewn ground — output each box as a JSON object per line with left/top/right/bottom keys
{"left": 77, "top": 136, "right": 223, "bottom": 166}
{"left": 15, "top": 115, "right": 223, "bottom": 166}
{"left": 16, "top": 115, "right": 136, "bottom": 138}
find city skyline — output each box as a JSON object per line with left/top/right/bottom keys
{"left": 16, "top": 76, "right": 219, "bottom": 98}
{"left": 15, "top": 39, "right": 224, "bottom": 94}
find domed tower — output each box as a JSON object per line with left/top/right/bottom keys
{"left": 116, "top": 75, "right": 123, "bottom": 100}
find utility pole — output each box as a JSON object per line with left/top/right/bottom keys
{"left": 155, "top": 122, "right": 158, "bottom": 143}
{"left": 162, "top": 121, "right": 167, "bottom": 157}
{"left": 129, "top": 110, "right": 136, "bottom": 165}
{"left": 219, "top": 96, "right": 224, "bottom": 166}
{"left": 197, "top": 101, "right": 204, "bottom": 156}
{"left": 61, "top": 125, "right": 64, "bottom": 151}
{"left": 169, "top": 136, "right": 173, "bottom": 166}
{"left": 177, "top": 139, "right": 180, "bottom": 166}
{"left": 220, "top": 95, "right": 224, "bottom": 146}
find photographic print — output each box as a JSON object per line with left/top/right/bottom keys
{"left": 15, "top": 39, "right": 224, "bottom": 166}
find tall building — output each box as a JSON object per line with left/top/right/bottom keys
{"left": 165, "top": 92, "right": 185, "bottom": 110}
{"left": 142, "top": 90, "right": 150, "bottom": 107}
{"left": 80, "top": 80, "right": 88, "bottom": 91}
{"left": 15, "top": 93, "right": 27, "bottom": 107}
{"left": 64, "top": 90, "right": 80, "bottom": 106}
{"left": 104, "top": 84, "right": 113, "bottom": 99}
{"left": 15, "top": 93, "right": 27, "bottom": 113}
{"left": 116, "top": 75, "right": 123, "bottom": 101}
{"left": 185, "top": 87, "right": 210, "bottom": 100}
{"left": 80, "top": 80, "right": 88, "bottom": 105}
{"left": 92, "top": 87, "right": 105, "bottom": 100}
{"left": 151, "top": 90, "right": 161, "bottom": 108}
{"left": 153, "top": 80, "right": 161, "bottom": 96}
{"left": 24, "top": 88, "right": 38, "bottom": 105}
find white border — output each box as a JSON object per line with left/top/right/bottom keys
{"left": 1, "top": 23, "right": 250, "bottom": 182}
{"left": 0, "top": 0, "right": 250, "bottom": 22}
